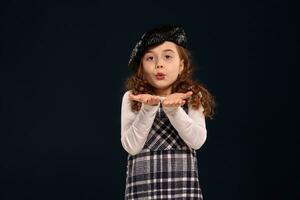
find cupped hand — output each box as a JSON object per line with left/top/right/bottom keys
{"left": 128, "top": 93, "right": 160, "bottom": 106}
{"left": 162, "top": 91, "right": 193, "bottom": 107}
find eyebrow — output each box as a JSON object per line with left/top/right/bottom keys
{"left": 145, "top": 49, "right": 175, "bottom": 54}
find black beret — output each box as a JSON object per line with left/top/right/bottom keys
{"left": 128, "top": 24, "right": 188, "bottom": 71}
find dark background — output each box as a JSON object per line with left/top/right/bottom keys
{"left": 0, "top": 0, "right": 294, "bottom": 199}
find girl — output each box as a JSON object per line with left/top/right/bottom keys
{"left": 121, "top": 24, "right": 215, "bottom": 200}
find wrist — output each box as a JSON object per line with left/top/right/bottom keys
{"left": 162, "top": 105, "right": 180, "bottom": 115}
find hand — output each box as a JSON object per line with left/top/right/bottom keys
{"left": 128, "top": 93, "right": 160, "bottom": 106}
{"left": 162, "top": 91, "right": 193, "bottom": 107}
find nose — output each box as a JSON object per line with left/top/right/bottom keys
{"left": 155, "top": 59, "right": 164, "bottom": 69}
{"left": 156, "top": 64, "right": 163, "bottom": 69}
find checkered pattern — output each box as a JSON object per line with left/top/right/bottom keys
{"left": 145, "top": 104, "right": 188, "bottom": 151}
{"left": 124, "top": 104, "right": 204, "bottom": 199}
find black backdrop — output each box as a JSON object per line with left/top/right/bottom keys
{"left": 0, "top": 0, "right": 294, "bottom": 199}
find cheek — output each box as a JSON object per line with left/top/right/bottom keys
{"left": 168, "top": 64, "right": 181, "bottom": 74}
{"left": 142, "top": 65, "right": 153, "bottom": 78}
{"left": 142, "top": 62, "right": 153, "bottom": 72}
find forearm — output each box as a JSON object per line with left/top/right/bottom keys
{"left": 121, "top": 103, "right": 159, "bottom": 155}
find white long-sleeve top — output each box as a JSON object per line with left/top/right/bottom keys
{"left": 121, "top": 90, "right": 207, "bottom": 155}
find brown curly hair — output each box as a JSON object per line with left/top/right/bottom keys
{"left": 123, "top": 43, "right": 216, "bottom": 119}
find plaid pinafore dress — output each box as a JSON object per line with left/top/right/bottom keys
{"left": 125, "top": 103, "right": 203, "bottom": 200}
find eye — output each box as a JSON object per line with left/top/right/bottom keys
{"left": 146, "top": 56, "right": 154, "bottom": 61}
{"left": 165, "top": 55, "right": 172, "bottom": 59}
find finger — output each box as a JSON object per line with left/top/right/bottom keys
{"left": 144, "top": 97, "right": 150, "bottom": 104}
{"left": 172, "top": 99, "right": 179, "bottom": 106}
{"left": 151, "top": 97, "right": 160, "bottom": 104}
{"left": 185, "top": 91, "right": 193, "bottom": 97}
{"left": 128, "top": 93, "right": 134, "bottom": 99}
{"left": 171, "top": 101, "right": 179, "bottom": 107}
{"left": 167, "top": 101, "right": 173, "bottom": 107}
{"left": 182, "top": 91, "right": 193, "bottom": 99}
{"left": 151, "top": 98, "right": 160, "bottom": 105}
{"left": 166, "top": 101, "right": 177, "bottom": 107}
{"left": 165, "top": 102, "right": 174, "bottom": 107}
{"left": 129, "top": 93, "right": 140, "bottom": 101}
{"left": 150, "top": 96, "right": 155, "bottom": 102}
{"left": 153, "top": 96, "right": 160, "bottom": 101}
{"left": 145, "top": 96, "right": 154, "bottom": 104}
{"left": 145, "top": 95, "right": 154, "bottom": 103}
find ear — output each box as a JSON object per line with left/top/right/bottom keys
{"left": 179, "top": 59, "right": 184, "bottom": 74}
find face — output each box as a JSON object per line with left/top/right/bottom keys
{"left": 141, "top": 41, "right": 184, "bottom": 96}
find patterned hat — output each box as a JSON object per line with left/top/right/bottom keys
{"left": 128, "top": 24, "right": 188, "bottom": 71}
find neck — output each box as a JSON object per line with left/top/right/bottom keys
{"left": 154, "top": 87, "right": 172, "bottom": 97}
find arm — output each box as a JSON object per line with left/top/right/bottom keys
{"left": 120, "top": 91, "right": 160, "bottom": 155}
{"left": 162, "top": 103, "right": 207, "bottom": 150}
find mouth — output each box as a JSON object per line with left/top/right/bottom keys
{"left": 155, "top": 73, "right": 165, "bottom": 80}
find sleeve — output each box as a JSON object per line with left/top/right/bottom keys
{"left": 120, "top": 90, "right": 160, "bottom": 155}
{"left": 162, "top": 103, "right": 207, "bottom": 150}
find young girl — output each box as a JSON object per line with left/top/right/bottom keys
{"left": 121, "top": 24, "right": 215, "bottom": 200}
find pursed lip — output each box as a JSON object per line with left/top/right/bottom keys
{"left": 155, "top": 72, "right": 166, "bottom": 80}
{"left": 155, "top": 72, "right": 166, "bottom": 76}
